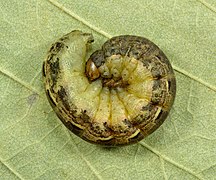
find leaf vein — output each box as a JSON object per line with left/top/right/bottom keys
{"left": 0, "top": 157, "right": 24, "bottom": 180}
{"left": 0, "top": 67, "right": 40, "bottom": 95}
{"left": 68, "top": 135, "right": 104, "bottom": 180}
{"left": 47, "top": 0, "right": 112, "bottom": 38}
{"left": 196, "top": 0, "right": 216, "bottom": 13}
{"left": 173, "top": 65, "right": 216, "bottom": 92}
{"left": 3, "top": 124, "right": 61, "bottom": 162}
{"left": 139, "top": 142, "right": 204, "bottom": 180}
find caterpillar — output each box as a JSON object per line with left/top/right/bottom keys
{"left": 43, "top": 30, "right": 176, "bottom": 146}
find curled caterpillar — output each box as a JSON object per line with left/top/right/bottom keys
{"left": 43, "top": 30, "right": 176, "bottom": 146}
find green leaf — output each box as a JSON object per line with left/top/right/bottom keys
{"left": 0, "top": 0, "right": 215, "bottom": 179}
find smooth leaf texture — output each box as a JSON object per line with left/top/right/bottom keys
{"left": 0, "top": 0, "right": 216, "bottom": 179}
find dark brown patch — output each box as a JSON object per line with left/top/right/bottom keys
{"left": 155, "top": 110, "right": 168, "bottom": 125}
{"left": 141, "top": 56, "right": 168, "bottom": 79}
{"left": 50, "top": 42, "right": 64, "bottom": 54}
{"left": 50, "top": 58, "right": 60, "bottom": 74}
{"left": 42, "top": 62, "right": 46, "bottom": 77}
{"left": 47, "top": 54, "right": 54, "bottom": 63}
{"left": 57, "top": 86, "right": 71, "bottom": 111}
{"left": 59, "top": 117, "right": 84, "bottom": 136}
{"left": 80, "top": 109, "right": 90, "bottom": 122}
{"left": 58, "top": 86, "right": 67, "bottom": 98}
{"left": 151, "top": 80, "right": 167, "bottom": 105}
{"left": 86, "top": 122, "right": 112, "bottom": 139}
{"left": 49, "top": 57, "right": 60, "bottom": 85}
{"left": 135, "top": 104, "right": 160, "bottom": 125}
{"left": 46, "top": 89, "right": 56, "bottom": 107}
{"left": 88, "top": 50, "right": 105, "bottom": 67}
{"left": 123, "top": 119, "right": 132, "bottom": 128}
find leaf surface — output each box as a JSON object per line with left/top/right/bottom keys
{"left": 0, "top": 0, "right": 215, "bottom": 179}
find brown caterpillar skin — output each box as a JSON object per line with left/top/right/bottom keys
{"left": 43, "top": 30, "right": 176, "bottom": 146}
